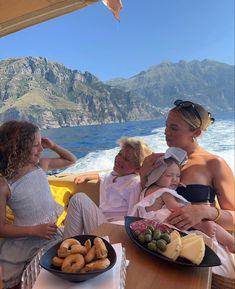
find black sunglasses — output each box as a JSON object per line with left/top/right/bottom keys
{"left": 174, "top": 99, "right": 215, "bottom": 126}
{"left": 174, "top": 99, "right": 202, "bottom": 127}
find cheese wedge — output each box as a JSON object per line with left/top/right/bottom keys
{"left": 181, "top": 233, "right": 197, "bottom": 241}
{"left": 181, "top": 233, "right": 198, "bottom": 245}
{"left": 179, "top": 236, "right": 205, "bottom": 265}
{"left": 161, "top": 230, "right": 182, "bottom": 261}
{"left": 170, "top": 230, "right": 181, "bottom": 241}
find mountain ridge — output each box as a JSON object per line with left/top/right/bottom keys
{"left": 0, "top": 57, "right": 234, "bottom": 128}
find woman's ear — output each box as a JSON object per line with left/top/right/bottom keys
{"left": 192, "top": 128, "right": 202, "bottom": 139}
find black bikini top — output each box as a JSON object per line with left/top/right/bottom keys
{"left": 176, "top": 184, "right": 216, "bottom": 203}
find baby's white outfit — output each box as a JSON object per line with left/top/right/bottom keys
{"left": 130, "top": 187, "right": 189, "bottom": 222}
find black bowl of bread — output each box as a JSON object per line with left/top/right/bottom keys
{"left": 39, "top": 235, "right": 117, "bottom": 282}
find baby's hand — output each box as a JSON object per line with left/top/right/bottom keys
{"left": 74, "top": 175, "right": 88, "bottom": 184}
{"left": 33, "top": 223, "right": 58, "bottom": 239}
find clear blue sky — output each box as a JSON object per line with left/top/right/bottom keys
{"left": 0, "top": 0, "right": 234, "bottom": 81}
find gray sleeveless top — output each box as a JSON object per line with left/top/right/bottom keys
{"left": 7, "top": 168, "right": 63, "bottom": 226}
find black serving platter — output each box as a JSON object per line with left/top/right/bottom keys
{"left": 125, "top": 216, "right": 221, "bottom": 267}
{"left": 39, "top": 234, "right": 117, "bottom": 282}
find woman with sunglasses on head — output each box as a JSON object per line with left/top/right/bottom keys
{"left": 140, "top": 100, "right": 235, "bottom": 278}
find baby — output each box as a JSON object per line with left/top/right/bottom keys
{"left": 131, "top": 147, "right": 235, "bottom": 253}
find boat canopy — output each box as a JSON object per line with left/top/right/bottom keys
{"left": 0, "top": 0, "right": 122, "bottom": 38}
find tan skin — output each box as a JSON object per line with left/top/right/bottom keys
{"left": 0, "top": 131, "right": 77, "bottom": 240}
{"left": 140, "top": 111, "right": 235, "bottom": 231}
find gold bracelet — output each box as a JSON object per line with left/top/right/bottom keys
{"left": 213, "top": 207, "right": 221, "bottom": 222}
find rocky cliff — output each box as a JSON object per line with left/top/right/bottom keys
{"left": 107, "top": 59, "right": 234, "bottom": 112}
{"left": 0, "top": 57, "right": 233, "bottom": 128}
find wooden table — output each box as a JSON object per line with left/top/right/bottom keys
{"left": 93, "top": 223, "right": 212, "bottom": 289}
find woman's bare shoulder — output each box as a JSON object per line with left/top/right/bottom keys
{"left": 197, "top": 149, "right": 228, "bottom": 166}
{"left": 204, "top": 152, "right": 234, "bottom": 181}
{"left": 205, "top": 152, "right": 229, "bottom": 166}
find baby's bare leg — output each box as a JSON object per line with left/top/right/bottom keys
{"left": 194, "top": 221, "right": 235, "bottom": 253}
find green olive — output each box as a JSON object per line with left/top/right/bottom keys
{"left": 147, "top": 242, "right": 157, "bottom": 252}
{"left": 138, "top": 233, "right": 145, "bottom": 244}
{"left": 153, "top": 229, "right": 162, "bottom": 240}
{"left": 134, "top": 230, "right": 141, "bottom": 237}
{"left": 144, "top": 233, "right": 152, "bottom": 242}
{"left": 147, "top": 225, "right": 155, "bottom": 232}
{"left": 144, "top": 228, "right": 152, "bottom": 235}
{"left": 161, "top": 233, "right": 171, "bottom": 244}
{"left": 156, "top": 239, "right": 167, "bottom": 251}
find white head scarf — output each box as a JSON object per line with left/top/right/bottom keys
{"left": 145, "top": 147, "right": 187, "bottom": 188}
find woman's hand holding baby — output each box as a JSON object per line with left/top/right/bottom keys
{"left": 167, "top": 204, "right": 206, "bottom": 231}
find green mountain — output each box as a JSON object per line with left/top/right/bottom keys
{"left": 0, "top": 57, "right": 234, "bottom": 128}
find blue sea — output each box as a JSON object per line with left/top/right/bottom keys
{"left": 42, "top": 112, "right": 235, "bottom": 174}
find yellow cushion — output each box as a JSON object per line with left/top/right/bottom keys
{"left": 6, "top": 206, "right": 14, "bottom": 224}
{"left": 5, "top": 174, "right": 100, "bottom": 227}
{"left": 5, "top": 185, "right": 75, "bottom": 227}
{"left": 50, "top": 184, "right": 74, "bottom": 227}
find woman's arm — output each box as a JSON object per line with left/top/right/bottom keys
{"left": 0, "top": 222, "right": 58, "bottom": 239}
{"left": 39, "top": 137, "right": 77, "bottom": 171}
{"left": 167, "top": 200, "right": 234, "bottom": 231}
{"left": 210, "top": 156, "right": 235, "bottom": 230}
{"left": 167, "top": 156, "right": 235, "bottom": 231}
{"left": 166, "top": 203, "right": 218, "bottom": 230}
